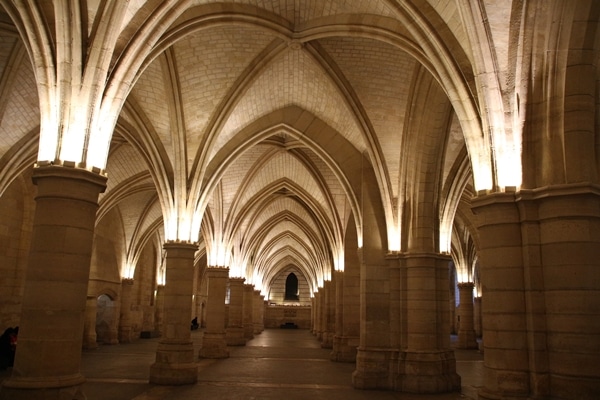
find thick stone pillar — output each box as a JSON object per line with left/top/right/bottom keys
{"left": 474, "top": 186, "right": 600, "bottom": 399}
{"left": 394, "top": 253, "right": 460, "bottom": 393}
{"left": 527, "top": 186, "right": 600, "bottom": 399}
{"left": 252, "top": 290, "right": 263, "bottom": 334}
{"left": 310, "top": 296, "right": 316, "bottom": 334}
{"left": 332, "top": 220, "right": 361, "bottom": 362}
{"left": 82, "top": 295, "right": 98, "bottom": 349}
{"left": 330, "top": 271, "right": 344, "bottom": 359}
{"left": 154, "top": 284, "right": 165, "bottom": 335}
{"left": 456, "top": 282, "right": 478, "bottom": 349}
{"left": 242, "top": 284, "right": 254, "bottom": 340}
{"left": 149, "top": 242, "right": 198, "bottom": 385}
{"left": 313, "top": 290, "right": 322, "bottom": 338}
{"left": 226, "top": 277, "right": 246, "bottom": 346}
{"left": 473, "top": 192, "right": 533, "bottom": 399}
{"left": 321, "top": 280, "right": 334, "bottom": 348}
{"left": 199, "top": 267, "right": 229, "bottom": 358}
{"left": 353, "top": 248, "right": 393, "bottom": 390}
{"left": 259, "top": 297, "right": 266, "bottom": 332}
{"left": 473, "top": 296, "right": 482, "bottom": 338}
{"left": 118, "top": 278, "right": 135, "bottom": 343}
{"left": 0, "top": 166, "right": 106, "bottom": 400}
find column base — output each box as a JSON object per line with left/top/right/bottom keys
{"left": 118, "top": 327, "right": 135, "bottom": 343}
{"left": 149, "top": 340, "right": 197, "bottom": 385}
{"left": 243, "top": 323, "right": 254, "bottom": 340}
{"left": 1, "top": 374, "right": 85, "bottom": 400}
{"left": 394, "top": 350, "right": 461, "bottom": 393}
{"left": 198, "top": 332, "right": 229, "bottom": 359}
{"left": 320, "top": 331, "right": 333, "bottom": 349}
{"left": 456, "top": 329, "right": 479, "bottom": 349}
{"left": 352, "top": 347, "right": 396, "bottom": 389}
{"left": 82, "top": 337, "right": 98, "bottom": 349}
{"left": 226, "top": 327, "right": 246, "bottom": 346}
{"left": 330, "top": 335, "right": 359, "bottom": 362}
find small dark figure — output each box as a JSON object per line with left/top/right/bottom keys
{"left": 0, "top": 327, "right": 16, "bottom": 369}
{"left": 191, "top": 317, "right": 199, "bottom": 330}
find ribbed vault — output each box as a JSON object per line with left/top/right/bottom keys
{"left": 0, "top": 0, "right": 523, "bottom": 297}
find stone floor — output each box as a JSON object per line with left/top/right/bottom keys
{"left": 1, "top": 329, "right": 484, "bottom": 399}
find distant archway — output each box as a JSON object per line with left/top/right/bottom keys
{"left": 284, "top": 273, "right": 299, "bottom": 301}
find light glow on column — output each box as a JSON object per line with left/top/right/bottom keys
{"left": 229, "top": 260, "right": 246, "bottom": 278}
{"left": 121, "top": 262, "right": 136, "bottom": 280}
{"left": 439, "top": 224, "right": 451, "bottom": 254}
{"left": 455, "top": 263, "right": 472, "bottom": 283}
{"left": 86, "top": 111, "right": 114, "bottom": 170}
{"left": 387, "top": 224, "right": 400, "bottom": 252}
{"left": 208, "top": 240, "right": 231, "bottom": 268}
{"left": 470, "top": 147, "right": 493, "bottom": 191}
{"left": 164, "top": 209, "right": 199, "bottom": 243}
{"left": 38, "top": 110, "right": 59, "bottom": 162}
{"left": 495, "top": 136, "right": 522, "bottom": 189}
{"left": 333, "top": 249, "right": 344, "bottom": 272}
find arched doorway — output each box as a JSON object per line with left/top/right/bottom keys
{"left": 96, "top": 294, "right": 117, "bottom": 344}
{"left": 284, "top": 273, "right": 299, "bottom": 301}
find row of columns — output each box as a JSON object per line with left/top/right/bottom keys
{"left": 150, "top": 260, "right": 266, "bottom": 385}
{"left": 312, "top": 252, "right": 478, "bottom": 393}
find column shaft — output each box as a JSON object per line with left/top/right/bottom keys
{"left": 242, "top": 284, "right": 254, "bottom": 340}
{"left": 321, "top": 280, "right": 333, "bottom": 348}
{"left": 1, "top": 166, "right": 106, "bottom": 400}
{"left": 456, "top": 282, "right": 478, "bottom": 349}
{"left": 82, "top": 296, "right": 98, "bottom": 349}
{"left": 352, "top": 248, "right": 392, "bottom": 390}
{"left": 226, "top": 277, "right": 246, "bottom": 346}
{"left": 199, "top": 267, "right": 229, "bottom": 358}
{"left": 149, "top": 242, "right": 198, "bottom": 384}
{"left": 394, "top": 253, "right": 460, "bottom": 393}
{"left": 118, "top": 278, "right": 135, "bottom": 343}
{"left": 252, "top": 290, "right": 263, "bottom": 334}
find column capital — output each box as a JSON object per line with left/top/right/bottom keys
{"left": 121, "top": 278, "right": 134, "bottom": 285}
{"left": 163, "top": 241, "right": 199, "bottom": 252}
{"left": 457, "top": 281, "right": 475, "bottom": 289}
{"left": 32, "top": 164, "right": 107, "bottom": 197}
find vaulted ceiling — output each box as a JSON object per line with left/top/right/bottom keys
{"left": 0, "top": 0, "right": 513, "bottom": 296}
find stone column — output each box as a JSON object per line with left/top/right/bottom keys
{"left": 259, "top": 296, "right": 266, "bottom": 332}
{"left": 226, "top": 277, "right": 246, "bottom": 346}
{"left": 199, "top": 267, "right": 229, "bottom": 358}
{"left": 82, "top": 295, "right": 98, "bottom": 349}
{"left": 310, "top": 296, "right": 316, "bottom": 333}
{"left": 352, "top": 248, "right": 393, "bottom": 390}
{"left": 456, "top": 282, "right": 478, "bottom": 349}
{"left": 473, "top": 296, "right": 482, "bottom": 338}
{"left": 243, "top": 284, "right": 254, "bottom": 340}
{"left": 472, "top": 192, "right": 532, "bottom": 399}
{"left": 313, "top": 290, "right": 322, "bottom": 339}
{"left": 331, "top": 271, "right": 344, "bottom": 359}
{"left": 321, "top": 280, "right": 334, "bottom": 348}
{"left": 118, "top": 278, "right": 135, "bottom": 343}
{"left": 0, "top": 166, "right": 106, "bottom": 400}
{"left": 154, "top": 284, "right": 165, "bottom": 335}
{"left": 526, "top": 186, "right": 600, "bottom": 398}
{"left": 474, "top": 186, "right": 600, "bottom": 399}
{"left": 332, "top": 219, "right": 361, "bottom": 362}
{"left": 149, "top": 241, "right": 198, "bottom": 384}
{"left": 394, "top": 253, "right": 461, "bottom": 393}
{"left": 252, "top": 290, "right": 263, "bottom": 334}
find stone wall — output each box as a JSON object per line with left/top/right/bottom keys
{"left": 264, "top": 305, "right": 311, "bottom": 329}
